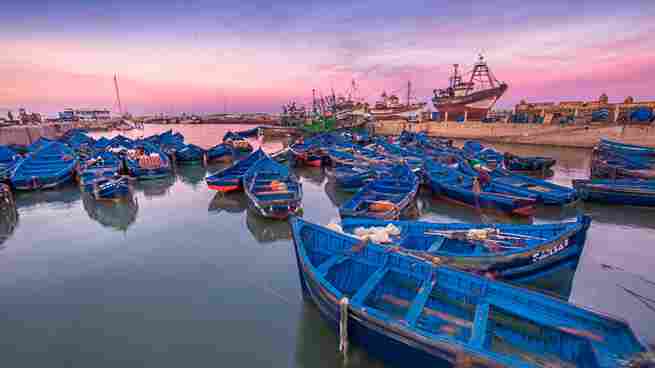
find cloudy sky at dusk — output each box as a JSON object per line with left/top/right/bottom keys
{"left": 2, "top": 0, "right": 654, "bottom": 115}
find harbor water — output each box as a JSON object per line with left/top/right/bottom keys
{"left": 1, "top": 124, "right": 653, "bottom": 367}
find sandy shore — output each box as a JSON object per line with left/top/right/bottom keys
{"left": 372, "top": 121, "right": 655, "bottom": 148}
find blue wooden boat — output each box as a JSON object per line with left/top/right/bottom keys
{"left": 0, "top": 145, "right": 21, "bottom": 180}
{"left": 340, "top": 164, "right": 418, "bottom": 220}
{"left": 10, "top": 141, "right": 76, "bottom": 190}
{"left": 328, "top": 164, "right": 380, "bottom": 191}
{"left": 27, "top": 137, "right": 55, "bottom": 152}
{"left": 573, "top": 179, "right": 655, "bottom": 206}
{"left": 206, "top": 148, "right": 266, "bottom": 192}
{"left": 89, "top": 176, "right": 131, "bottom": 200}
{"left": 235, "top": 127, "right": 260, "bottom": 139}
{"left": 79, "top": 151, "right": 123, "bottom": 188}
{"left": 174, "top": 144, "right": 206, "bottom": 164}
{"left": 94, "top": 137, "right": 112, "bottom": 150}
{"left": 503, "top": 154, "right": 556, "bottom": 173}
{"left": 599, "top": 139, "right": 655, "bottom": 158}
{"left": 206, "top": 143, "right": 233, "bottom": 162}
{"left": 291, "top": 217, "right": 649, "bottom": 368}
{"left": 486, "top": 168, "right": 577, "bottom": 205}
{"left": 243, "top": 153, "right": 302, "bottom": 219}
{"left": 339, "top": 216, "right": 591, "bottom": 284}
{"left": 425, "top": 160, "right": 536, "bottom": 217}
{"left": 124, "top": 143, "right": 172, "bottom": 180}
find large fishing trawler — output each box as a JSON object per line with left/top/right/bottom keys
{"left": 432, "top": 55, "right": 507, "bottom": 121}
{"left": 369, "top": 81, "right": 427, "bottom": 122}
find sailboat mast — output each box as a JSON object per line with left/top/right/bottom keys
{"left": 114, "top": 74, "right": 123, "bottom": 116}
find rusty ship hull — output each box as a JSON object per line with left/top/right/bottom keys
{"left": 433, "top": 84, "right": 507, "bottom": 120}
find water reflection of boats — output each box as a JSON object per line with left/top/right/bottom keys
{"left": 82, "top": 192, "right": 139, "bottom": 231}
{"left": 419, "top": 189, "right": 532, "bottom": 225}
{"left": 14, "top": 183, "right": 82, "bottom": 211}
{"left": 323, "top": 176, "right": 353, "bottom": 208}
{"left": 133, "top": 175, "right": 175, "bottom": 198}
{"left": 294, "top": 167, "right": 326, "bottom": 186}
{"left": 294, "top": 303, "right": 382, "bottom": 368}
{"left": 245, "top": 210, "right": 292, "bottom": 243}
{"left": 579, "top": 202, "right": 655, "bottom": 230}
{"left": 0, "top": 189, "right": 19, "bottom": 248}
{"left": 208, "top": 192, "right": 248, "bottom": 214}
{"left": 176, "top": 164, "right": 207, "bottom": 187}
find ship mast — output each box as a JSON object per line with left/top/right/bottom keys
{"left": 113, "top": 74, "right": 123, "bottom": 117}
{"left": 406, "top": 81, "right": 411, "bottom": 107}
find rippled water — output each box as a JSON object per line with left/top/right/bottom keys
{"left": 1, "top": 125, "right": 653, "bottom": 367}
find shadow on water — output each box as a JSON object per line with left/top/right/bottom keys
{"left": 133, "top": 176, "right": 175, "bottom": 198}
{"left": 208, "top": 191, "right": 248, "bottom": 214}
{"left": 81, "top": 192, "right": 139, "bottom": 231}
{"left": 245, "top": 209, "right": 292, "bottom": 244}
{"left": 175, "top": 164, "right": 207, "bottom": 187}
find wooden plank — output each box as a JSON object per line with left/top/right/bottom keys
{"left": 405, "top": 277, "right": 437, "bottom": 326}
{"left": 351, "top": 266, "right": 389, "bottom": 306}
{"left": 317, "top": 254, "right": 349, "bottom": 276}
{"left": 469, "top": 303, "right": 490, "bottom": 347}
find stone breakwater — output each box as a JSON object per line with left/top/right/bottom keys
{"left": 372, "top": 120, "right": 655, "bottom": 148}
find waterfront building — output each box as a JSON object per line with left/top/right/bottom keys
{"left": 514, "top": 94, "right": 655, "bottom": 124}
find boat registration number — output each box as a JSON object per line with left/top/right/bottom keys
{"left": 532, "top": 240, "right": 569, "bottom": 263}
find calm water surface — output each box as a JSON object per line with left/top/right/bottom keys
{"left": 1, "top": 124, "right": 653, "bottom": 366}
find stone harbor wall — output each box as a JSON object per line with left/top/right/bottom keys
{"left": 0, "top": 124, "right": 74, "bottom": 146}
{"left": 371, "top": 120, "right": 655, "bottom": 148}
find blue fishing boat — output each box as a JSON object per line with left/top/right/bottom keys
{"left": 174, "top": 144, "right": 206, "bottom": 164}
{"left": 503, "top": 153, "right": 556, "bottom": 173}
{"left": 206, "top": 148, "right": 266, "bottom": 192}
{"left": 291, "top": 217, "right": 649, "bottom": 368}
{"left": 78, "top": 151, "right": 123, "bottom": 188}
{"left": 573, "top": 179, "right": 655, "bottom": 206}
{"left": 235, "top": 127, "right": 260, "bottom": 139}
{"left": 339, "top": 216, "right": 591, "bottom": 283}
{"left": 94, "top": 137, "right": 111, "bottom": 150}
{"left": 206, "top": 143, "right": 233, "bottom": 162}
{"left": 10, "top": 141, "right": 77, "bottom": 190}
{"left": 89, "top": 176, "right": 131, "bottom": 200}
{"left": 243, "top": 153, "right": 302, "bottom": 219}
{"left": 425, "top": 160, "right": 536, "bottom": 217}
{"left": 124, "top": 143, "right": 172, "bottom": 180}
{"left": 339, "top": 164, "right": 418, "bottom": 220}
{"left": 487, "top": 168, "right": 577, "bottom": 205}
{"left": 328, "top": 165, "right": 380, "bottom": 191}
{"left": 27, "top": 137, "right": 55, "bottom": 152}
{"left": 599, "top": 138, "right": 655, "bottom": 157}
{"left": 0, "top": 145, "right": 21, "bottom": 180}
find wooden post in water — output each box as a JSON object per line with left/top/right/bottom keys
{"left": 339, "top": 297, "right": 349, "bottom": 357}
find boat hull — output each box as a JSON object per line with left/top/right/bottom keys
{"left": 573, "top": 180, "right": 655, "bottom": 206}
{"left": 433, "top": 85, "right": 507, "bottom": 121}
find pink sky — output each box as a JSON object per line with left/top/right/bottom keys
{"left": 2, "top": 1, "right": 654, "bottom": 115}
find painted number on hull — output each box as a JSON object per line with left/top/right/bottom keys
{"left": 532, "top": 240, "right": 569, "bottom": 263}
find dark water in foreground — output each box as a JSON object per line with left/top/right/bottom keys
{"left": 1, "top": 125, "right": 653, "bottom": 366}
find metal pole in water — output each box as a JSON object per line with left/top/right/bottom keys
{"left": 339, "top": 297, "right": 349, "bottom": 356}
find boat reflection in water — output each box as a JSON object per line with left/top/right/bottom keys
{"left": 176, "top": 164, "right": 207, "bottom": 188}
{"left": 14, "top": 183, "right": 82, "bottom": 211}
{"left": 133, "top": 175, "right": 175, "bottom": 199}
{"left": 245, "top": 209, "right": 292, "bottom": 243}
{"left": 295, "top": 167, "right": 326, "bottom": 186}
{"left": 82, "top": 192, "right": 139, "bottom": 231}
{"left": 0, "top": 189, "right": 18, "bottom": 249}
{"left": 208, "top": 192, "right": 248, "bottom": 214}
{"left": 323, "top": 177, "right": 354, "bottom": 208}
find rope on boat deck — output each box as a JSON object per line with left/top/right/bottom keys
{"left": 339, "top": 297, "right": 349, "bottom": 357}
